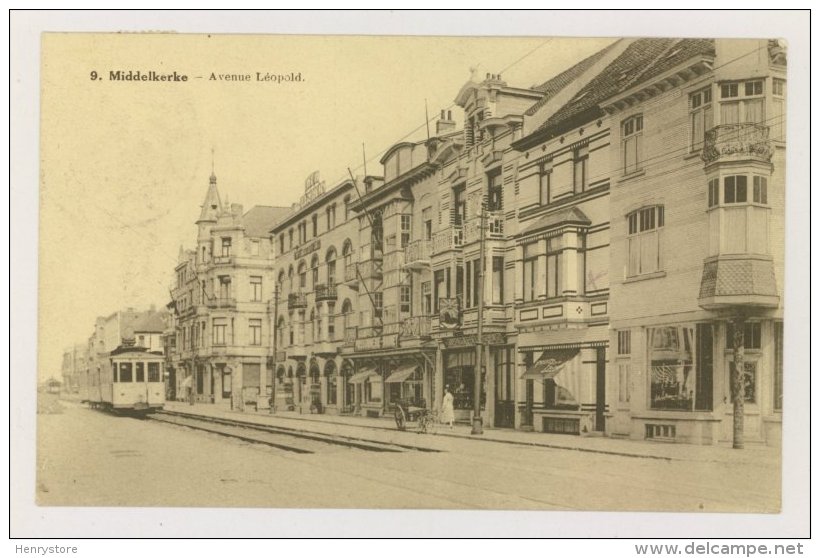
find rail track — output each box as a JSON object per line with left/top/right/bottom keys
{"left": 147, "top": 409, "right": 442, "bottom": 455}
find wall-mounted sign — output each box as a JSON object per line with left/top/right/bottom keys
{"left": 294, "top": 239, "right": 321, "bottom": 260}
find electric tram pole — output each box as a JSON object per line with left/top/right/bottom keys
{"left": 472, "top": 206, "right": 486, "bottom": 435}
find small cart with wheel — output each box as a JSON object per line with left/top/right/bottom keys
{"left": 394, "top": 398, "right": 435, "bottom": 433}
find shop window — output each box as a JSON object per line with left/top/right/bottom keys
{"left": 720, "top": 79, "right": 764, "bottom": 124}
{"left": 445, "top": 350, "right": 478, "bottom": 410}
{"left": 648, "top": 324, "right": 713, "bottom": 411}
{"left": 730, "top": 361, "right": 757, "bottom": 403}
{"left": 627, "top": 206, "right": 664, "bottom": 277}
{"left": 327, "top": 372, "right": 337, "bottom": 405}
{"left": 690, "top": 87, "right": 713, "bottom": 152}
{"left": 622, "top": 115, "right": 643, "bottom": 174}
{"left": 726, "top": 322, "right": 762, "bottom": 350}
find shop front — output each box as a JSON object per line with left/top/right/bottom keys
{"left": 384, "top": 361, "right": 426, "bottom": 409}
{"left": 347, "top": 366, "right": 381, "bottom": 417}
{"left": 441, "top": 348, "right": 483, "bottom": 423}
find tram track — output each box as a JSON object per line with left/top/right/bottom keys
{"left": 148, "top": 410, "right": 443, "bottom": 454}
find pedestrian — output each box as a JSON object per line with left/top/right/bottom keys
{"left": 441, "top": 385, "right": 454, "bottom": 429}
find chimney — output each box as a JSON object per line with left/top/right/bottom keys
{"left": 436, "top": 109, "right": 456, "bottom": 136}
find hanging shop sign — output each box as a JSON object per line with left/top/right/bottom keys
{"left": 443, "top": 333, "right": 506, "bottom": 348}
{"left": 354, "top": 333, "right": 400, "bottom": 353}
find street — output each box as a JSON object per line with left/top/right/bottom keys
{"left": 36, "top": 398, "right": 781, "bottom": 512}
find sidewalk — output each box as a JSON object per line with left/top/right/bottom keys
{"left": 162, "top": 401, "right": 780, "bottom": 466}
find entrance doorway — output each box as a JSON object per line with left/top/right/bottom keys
{"left": 494, "top": 347, "right": 515, "bottom": 428}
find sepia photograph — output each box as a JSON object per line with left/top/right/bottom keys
{"left": 11, "top": 9, "right": 810, "bottom": 541}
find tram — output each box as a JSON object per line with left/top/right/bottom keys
{"left": 81, "top": 341, "right": 166, "bottom": 413}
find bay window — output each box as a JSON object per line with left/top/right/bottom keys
{"left": 522, "top": 243, "right": 537, "bottom": 302}
{"left": 546, "top": 236, "right": 562, "bottom": 298}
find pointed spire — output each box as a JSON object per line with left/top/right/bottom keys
{"left": 198, "top": 168, "right": 222, "bottom": 224}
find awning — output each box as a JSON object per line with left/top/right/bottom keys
{"left": 384, "top": 363, "right": 418, "bottom": 384}
{"left": 348, "top": 368, "right": 379, "bottom": 384}
{"left": 520, "top": 349, "right": 579, "bottom": 380}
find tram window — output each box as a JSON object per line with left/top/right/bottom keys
{"left": 119, "top": 362, "right": 133, "bottom": 382}
{"left": 112, "top": 363, "right": 118, "bottom": 382}
{"left": 136, "top": 362, "right": 145, "bottom": 382}
{"left": 148, "top": 362, "right": 161, "bottom": 382}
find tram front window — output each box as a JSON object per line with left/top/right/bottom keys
{"left": 148, "top": 362, "right": 161, "bottom": 382}
{"left": 119, "top": 362, "right": 133, "bottom": 382}
{"left": 136, "top": 363, "right": 145, "bottom": 382}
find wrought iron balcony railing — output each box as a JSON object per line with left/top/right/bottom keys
{"left": 314, "top": 282, "right": 338, "bottom": 302}
{"left": 287, "top": 292, "right": 307, "bottom": 309}
{"left": 206, "top": 297, "right": 236, "bottom": 309}
{"left": 701, "top": 123, "right": 772, "bottom": 165}
{"left": 404, "top": 239, "right": 432, "bottom": 267}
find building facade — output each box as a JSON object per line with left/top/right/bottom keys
{"left": 167, "top": 173, "right": 288, "bottom": 410}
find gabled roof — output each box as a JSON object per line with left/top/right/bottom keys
{"left": 519, "top": 207, "right": 591, "bottom": 238}
{"left": 525, "top": 41, "right": 621, "bottom": 117}
{"left": 531, "top": 38, "right": 715, "bottom": 139}
{"left": 243, "top": 205, "right": 290, "bottom": 237}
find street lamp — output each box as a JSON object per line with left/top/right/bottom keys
{"left": 472, "top": 206, "right": 486, "bottom": 435}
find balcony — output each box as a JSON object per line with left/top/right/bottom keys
{"left": 404, "top": 239, "right": 432, "bottom": 269}
{"left": 400, "top": 316, "right": 432, "bottom": 338}
{"left": 211, "top": 255, "right": 234, "bottom": 266}
{"left": 178, "top": 305, "right": 198, "bottom": 319}
{"left": 463, "top": 212, "right": 505, "bottom": 244}
{"left": 431, "top": 226, "right": 463, "bottom": 255}
{"left": 288, "top": 292, "right": 307, "bottom": 309}
{"left": 344, "top": 261, "right": 359, "bottom": 285}
{"left": 206, "top": 297, "right": 236, "bottom": 309}
{"left": 701, "top": 123, "right": 772, "bottom": 166}
{"left": 314, "top": 282, "right": 338, "bottom": 302}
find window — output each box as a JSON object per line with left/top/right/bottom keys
{"left": 729, "top": 360, "right": 757, "bottom": 403}
{"left": 464, "top": 259, "right": 480, "bottom": 308}
{"left": 288, "top": 229, "right": 293, "bottom": 250}
{"left": 279, "top": 234, "right": 285, "bottom": 254}
{"left": 434, "top": 269, "right": 446, "bottom": 312}
{"left": 618, "top": 363, "right": 631, "bottom": 403}
{"left": 648, "top": 324, "right": 713, "bottom": 411}
{"left": 492, "top": 257, "right": 504, "bottom": 304}
{"left": 119, "top": 362, "right": 133, "bottom": 383}
{"left": 138, "top": 335, "right": 145, "bottom": 347}
{"left": 573, "top": 146, "right": 589, "bottom": 192}
{"left": 539, "top": 160, "right": 553, "bottom": 206}
{"left": 618, "top": 330, "right": 631, "bottom": 355}
{"left": 487, "top": 170, "right": 502, "bottom": 211}
{"left": 422, "top": 208, "right": 432, "bottom": 240}
{"left": 326, "top": 207, "right": 332, "bottom": 230}
{"left": 250, "top": 276, "right": 262, "bottom": 302}
{"left": 136, "top": 362, "right": 145, "bottom": 382}
{"left": 400, "top": 285, "right": 411, "bottom": 314}
{"left": 627, "top": 206, "right": 664, "bottom": 276}
{"left": 372, "top": 292, "right": 383, "bottom": 319}
{"left": 221, "top": 237, "right": 232, "bottom": 257}
{"left": 218, "top": 276, "right": 231, "bottom": 300}
{"left": 453, "top": 185, "right": 466, "bottom": 226}
{"left": 327, "top": 368, "right": 337, "bottom": 405}
{"left": 249, "top": 319, "right": 262, "bottom": 345}
{"left": 622, "top": 115, "right": 643, "bottom": 174}
{"left": 774, "top": 321, "right": 783, "bottom": 410}
{"left": 726, "top": 322, "right": 762, "bottom": 350}
{"left": 546, "top": 236, "right": 562, "bottom": 298}
{"left": 312, "top": 215, "right": 318, "bottom": 238}
{"left": 213, "top": 319, "right": 227, "bottom": 345}
{"left": 298, "top": 262, "right": 307, "bottom": 290}
{"left": 720, "top": 79, "right": 764, "bottom": 124}
{"left": 689, "top": 87, "right": 713, "bottom": 152}
{"left": 772, "top": 78, "right": 786, "bottom": 141}
{"left": 148, "top": 362, "right": 161, "bottom": 382}
{"left": 522, "top": 243, "right": 538, "bottom": 302}
{"left": 326, "top": 251, "right": 337, "bottom": 286}
{"left": 327, "top": 303, "right": 335, "bottom": 341}
{"left": 753, "top": 176, "right": 768, "bottom": 204}
{"left": 400, "top": 215, "right": 411, "bottom": 248}
{"left": 724, "top": 175, "right": 747, "bottom": 204}
{"left": 422, "top": 281, "right": 432, "bottom": 315}
{"left": 311, "top": 255, "right": 319, "bottom": 288}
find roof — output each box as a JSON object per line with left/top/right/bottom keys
{"left": 522, "top": 39, "right": 715, "bottom": 144}
{"left": 131, "top": 310, "right": 169, "bottom": 333}
{"left": 519, "top": 207, "right": 591, "bottom": 237}
{"left": 525, "top": 41, "right": 621, "bottom": 117}
{"left": 243, "top": 205, "right": 290, "bottom": 237}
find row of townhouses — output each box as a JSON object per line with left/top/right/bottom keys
{"left": 164, "top": 37, "right": 786, "bottom": 446}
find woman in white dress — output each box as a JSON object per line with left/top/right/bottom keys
{"left": 441, "top": 385, "right": 455, "bottom": 428}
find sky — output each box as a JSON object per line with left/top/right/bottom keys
{"left": 38, "top": 32, "right": 617, "bottom": 380}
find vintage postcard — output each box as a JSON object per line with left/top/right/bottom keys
{"left": 13, "top": 10, "right": 810, "bottom": 540}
